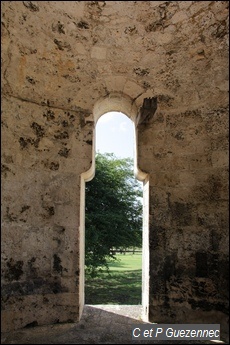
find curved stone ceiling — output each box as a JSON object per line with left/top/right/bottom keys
{"left": 1, "top": 1, "right": 229, "bottom": 114}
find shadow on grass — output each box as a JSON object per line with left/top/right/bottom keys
{"left": 85, "top": 269, "right": 142, "bottom": 305}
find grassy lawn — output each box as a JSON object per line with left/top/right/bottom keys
{"left": 85, "top": 252, "right": 142, "bottom": 305}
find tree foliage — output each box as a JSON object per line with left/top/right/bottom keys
{"left": 85, "top": 152, "right": 142, "bottom": 276}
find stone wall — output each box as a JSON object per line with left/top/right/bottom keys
{"left": 1, "top": 95, "right": 93, "bottom": 330}
{"left": 137, "top": 104, "right": 229, "bottom": 329}
{"left": 1, "top": 0, "right": 229, "bottom": 333}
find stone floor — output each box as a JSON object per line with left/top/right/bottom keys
{"left": 1, "top": 305, "right": 228, "bottom": 344}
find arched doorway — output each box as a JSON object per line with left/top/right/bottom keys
{"left": 80, "top": 93, "right": 149, "bottom": 321}
{"left": 85, "top": 111, "right": 142, "bottom": 304}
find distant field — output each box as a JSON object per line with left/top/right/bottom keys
{"left": 85, "top": 252, "right": 142, "bottom": 305}
{"left": 108, "top": 251, "right": 142, "bottom": 271}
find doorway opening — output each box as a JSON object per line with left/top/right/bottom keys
{"left": 80, "top": 94, "right": 149, "bottom": 322}
{"left": 85, "top": 112, "right": 143, "bottom": 306}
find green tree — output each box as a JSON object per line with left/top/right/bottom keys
{"left": 85, "top": 152, "right": 142, "bottom": 276}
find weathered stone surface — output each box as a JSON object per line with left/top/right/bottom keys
{"left": 1, "top": 0, "right": 229, "bottom": 337}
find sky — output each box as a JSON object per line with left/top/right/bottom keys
{"left": 95, "top": 112, "right": 135, "bottom": 159}
{"left": 95, "top": 111, "right": 143, "bottom": 193}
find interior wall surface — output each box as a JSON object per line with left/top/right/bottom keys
{"left": 1, "top": 95, "right": 93, "bottom": 331}
{"left": 1, "top": 0, "right": 229, "bottom": 333}
{"left": 137, "top": 104, "right": 229, "bottom": 330}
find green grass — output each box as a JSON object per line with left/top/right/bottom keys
{"left": 85, "top": 252, "right": 142, "bottom": 305}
